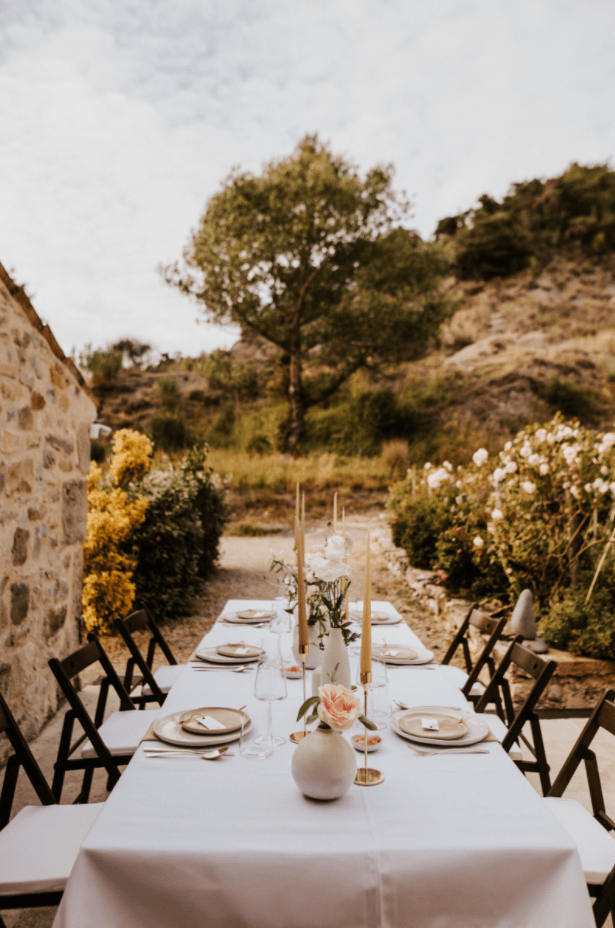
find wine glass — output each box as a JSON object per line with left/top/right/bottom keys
{"left": 270, "top": 598, "right": 292, "bottom": 636}
{"left": 242, "top": 655, "right": 287, "bottom": 756}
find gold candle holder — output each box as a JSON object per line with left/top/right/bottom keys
{"left": 290, "top": 646, "right": 309, "bottom": 744}
{"left": 354, "top": 671, "right": 384, "bottom": 786}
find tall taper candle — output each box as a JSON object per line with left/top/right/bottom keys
{"left": 360, "top": 531, "right": 372, "bottom": 674}
{"left": 333, "top": 492, "right": 338, "bottom": 534}
{"left": 296, "top": 517, "right": 309, "bottom": 649}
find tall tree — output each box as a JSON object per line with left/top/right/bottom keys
{"left": 163, "top": 135, "right": 451, "bottom": 449}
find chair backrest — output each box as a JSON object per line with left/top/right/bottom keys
{"left": 115, "top": 609, "right": 168, "bottom": 706}
{"left": 0, "top": 691, "right": 55, "bottom": 831}
{"left": 548, "top": 688, "right": 615, "bottom": 834}
{"left": 48, "top": 637, "right": 135, "bottom": 774}
{"left": 441, "top": 603, "right": 507, "bottom": 697}
{"left": 475, "top": 638, "right": 556, "bottom": 793}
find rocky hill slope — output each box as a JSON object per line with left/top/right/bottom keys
{"left": 89, "top": 255, "right": 615, "bottom": 460}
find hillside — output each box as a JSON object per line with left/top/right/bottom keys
{"left": 89, "top": 253, "right": 615, "bottom": 469}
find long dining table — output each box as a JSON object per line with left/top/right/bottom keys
{"left": 53, "top": 600, "right": 594, "bottom": 928}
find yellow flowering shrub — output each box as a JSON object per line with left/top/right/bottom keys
{"left": 83, "top": 432, "right": 151, "bottom": 634}
{"left": 109, "top": 429, "right": 153, "bottom": 488}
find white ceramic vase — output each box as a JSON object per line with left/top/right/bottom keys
{"left": 292, "top": 612, "right": 326, "bottom": 670}
{"left": 291, "top": 726, "right": 357, "bottom": 800}
{"left": 318, "top": 627, "right": 351, "bottom": 689}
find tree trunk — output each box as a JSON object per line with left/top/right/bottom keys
{"left": 286, "top": 349, "right": 304, "bottom": 451}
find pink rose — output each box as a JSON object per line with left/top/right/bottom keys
{"left": 317, "top": 684, "right": 362, "bottom": 732}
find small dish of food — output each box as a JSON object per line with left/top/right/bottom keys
{"left": 283, "top": 664, "right": 304, "bottom": 679}
{"left": 351, "top": 733, "right": 382, "bottom": 753}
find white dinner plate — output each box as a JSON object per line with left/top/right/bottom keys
{"left": 152, "top": 710, "right": 253, "bottom": 747}
{"left": 390, "top": 707, "right": 490, "bottom": 748}
{"left": 350, "top": 610, "right": 402, "bottom": 626}
{"left": 221, "top": 612, "right": 274, "bottom": 625}
{"left": 374, "top": 644, "right": 435, "bottom": 665}
{"left": 194, "top": 647, "right": 260, "bottom": 664}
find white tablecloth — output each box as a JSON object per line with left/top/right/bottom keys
{"left": 54, "top": 600, "right": 593, "bottom": 928}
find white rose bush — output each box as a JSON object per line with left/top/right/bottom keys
{"left": 389, "top": 414, "right": 615, "bottom": 659}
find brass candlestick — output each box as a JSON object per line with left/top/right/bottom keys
{"left": 290, "top": 645, "right": 309, "bottom": 744}
{"left": 354, "top": 671, "right": 384, "bottom": 786}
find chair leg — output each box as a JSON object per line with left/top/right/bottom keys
{"left": 78, "top": 766, "right": 95, "bottom": 804}
{"left": 530, "top": 717, "right": 551, "bottom": 796}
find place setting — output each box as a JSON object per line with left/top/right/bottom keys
{"left": 389, "top": 705, "right": 493, "bottom": 755}
{"left": 218, "top": 608, "right": 277, "bottom": 626}
{"left": 142, "top": 705, "right": 252, "bottom": 759}
{"left": 349, "top": 601, "right": 402, "bottom": 626}
{"left": 373, "top": 642, "right": 435, "bottom": 666}
{"left": 190, "top": 642, "right": 263, "bottom": 671}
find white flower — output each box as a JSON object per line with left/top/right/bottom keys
{"left": 310, "top": 556, "right": 350, "bottom": 584}
{"left": 519, "top": 445, "right": 531, "bottom": 459}
{"left": 504, "top": 441, "right": 512, "bottom": 452}
{"left": 505, "top": 461, "right": 518, "bottom": 474}
{"left": 601, "top": 465, "right": 609, "bottom": 476}
{"left": 491, "top": 508, "right": 504, "bottom": 522}
{"left": 473, "top": 536, "right": 484, "bottom": 548}
{"left": 535, "top": 429, "right": 547, "bottom": 443}
{"left": 443, "top": 460, "right": 453, "bottom": 472}
{"left": 492, "top": 467, "right": 506, "bottom": 484}
{"left": 424, "top": 462, "right": 432, "bottom": 470}
{"left": 528, "top": 454, "right": 541, "bottom": 467}
{"left": 539, "top": 463, "right": 549, "bottom": 476}
{"left": 546, "top": 432, "right": 555, "bottom": 444}
{"left": 570, "top": 485, "right": 580, "bottom": 499}
{"left": 521, "top": 481, "right": 536, "bottom": 494}
{"left": 472, "top": 448, "right": 488, "bottom": 467}
{"left": 599, "top": 433, "right": 615, "bottom": 455}
{"left": 584, "top": 483, "right": 592, "bottom": 493}
{"left": 325, "top": 535, "right": 346, "bottom": 558}
{"left": 455, "top": 496, "right": 464, "bottom": 505}
{"left": 610, "top": 483, "right": 615, "bottom": 495}
{"left": 427, "top": 467, "right": 451, "bottom": 490}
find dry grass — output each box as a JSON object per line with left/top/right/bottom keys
{"left": 207, "top": 448, "right": 400, "bottom": 491}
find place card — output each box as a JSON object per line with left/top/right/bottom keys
{"left": 195, "top": 715, "right": 227, "bottom": 731}
{"left": 421, "top": 717, "right": 440, "bottom": 731}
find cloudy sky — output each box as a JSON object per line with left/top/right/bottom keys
{"left": 0, "top": 0, "right": 614, "bottom": 359}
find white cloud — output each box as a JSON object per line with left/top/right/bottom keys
{"left": 0, "top": 0, "right": 613, "bottom": 356}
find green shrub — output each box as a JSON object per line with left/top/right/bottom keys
{"left": 90, "top": 439, "right": 107, "bottom": 463}
{"left": 149, "top": 413, "right": 191, "bottom": 451}
{"left": 85, "top": 349, "right": 122, "bottom": 386}
{"left": 130, "top": 446, "right": 227, "bottom": 621}
{"left": 540, "top": 589, "right": 615, "bottom": 660}
{"left": 542, "top": 378, "right": 598, "bottom": 424}
{"left": 389, "top": 488, "right": 449, "bottom": 570}
{"left": 158, "top": 376, "right": 180, "bottom": 409}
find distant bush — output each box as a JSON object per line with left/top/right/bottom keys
{"left": 84, "top": 348, "right": 122, "bottom": 386}
{"left": 158, "top": 376, "right": 181, "bottom": 410}
{"left": 542, "top": 378, "right": 598, "bottom": 424}
{"left": 390, "top": 491, "right": 449, "bottom": 570}
{"left": 149, "top": 413, "right": 191, "bottom": 451}
{"left": 439, "top": 162, "right": 615, "bottom": 280}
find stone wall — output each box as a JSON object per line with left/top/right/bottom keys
{"left": 0, "top": 267, "right": 96, "bottom": 749}
{"left": 372, "top": 529, "right": 615, "bottom": 713}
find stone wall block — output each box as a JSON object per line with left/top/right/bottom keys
{"left": 11, "top": 527, "right": 29, "bottom": 566}
{"left": 77, "top": 422, "right": 91, "bottom": 474}
{"left": 10, "top": 582, "right": 29, "bottom": 625}
{"left": 62, "top": 479, "right": 88, "bottom": 544}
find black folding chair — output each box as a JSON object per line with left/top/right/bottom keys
{"left": 440, "top": 603, "right": 507, "bottom": 706}
{"left": 0, "top": 691, "right": 103, "bottom": 926}
{"left": 48, "top": 634, "right": 155, "bottom": 803}
{"left": 545, "top": 689, "right": 615, "bottom": 927}
{"left": 475, "top": 638, "right": 556, "bottom": 794}
{"left": 116, "top": 608, "right": 184, "bottom": 709}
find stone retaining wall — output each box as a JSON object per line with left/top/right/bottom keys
{"left": 0, "top": 268, "right": 96, "bottom": 749}
{"left": 372, "top": 529, "right": 615, "bottom": 712}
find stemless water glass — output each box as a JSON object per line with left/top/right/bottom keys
{"left": 270, "top": 598, "right": 292, "bottom": 636}
{"left": 241, "top": 654, "right": 287, "bottom": 757}
{"left": 356, "top": 646, "right": 389, "bottom": 730}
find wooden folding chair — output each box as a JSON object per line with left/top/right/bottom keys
{"left": 544, "top": 689, "right": 615, "bottom": 927}
{"left": 475, "top": 638, "right": 556, "bottom": 794}
{"left": 48, "top": 634, "right": 156, "bottom": 803}
{"left": 115, "top": 607, "right": 185, "bottom": 709}
{"left": 0, "top": 691, "right": 103, "bottom": 926}
{"left": 439, "top": 603, "right": 507, "bottom": 706}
